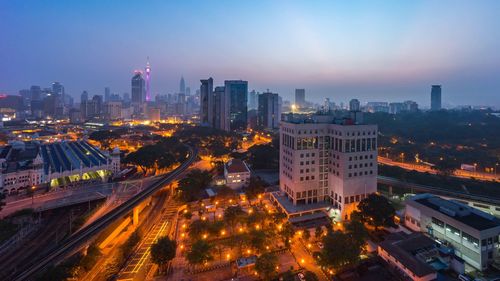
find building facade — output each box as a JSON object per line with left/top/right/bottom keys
{"left": 225, "top": 80, "right": 248, "bottom": 131}
{"left": 295, "top": 89, "right": 305, "bottom": 108}
{"left": 431, "top": 85, "right": 442, "bottom": 111}
{"left": 0, "top": 141, "right": 120, "bottom": 194}
{"left": 257, "top": 91, "right": 281, "bottom": 130}
{"left": 224, "top": 159, "right": 251, "bottom": 189}
{"left": 405, "top": 194, "right": 500, "bottom": 270}
{"left": 131, "top": 71, "right": 145, "bottom": 104}
{"left": 276, "top": 113, "right": 378, "bottom": 220}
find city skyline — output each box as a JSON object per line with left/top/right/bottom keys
{"left": 1, "top": 1, "right": 500, "bottom": 107}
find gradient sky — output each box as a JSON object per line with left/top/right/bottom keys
{"left": 1, "top": 0, "right": 500, "bottom": 107}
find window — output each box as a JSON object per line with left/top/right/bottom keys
{"left": 432, "top": 217, "right": 444, "bottom": 228}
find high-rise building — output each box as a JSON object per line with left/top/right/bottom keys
{"left": 186, "top": 86, "right": 191, "bottom": 96}
{"left": 30, "top": 86, "right": 42, "bottom": 101}
{"left": 200, "top": 77, "right": 214, "bottom": 126}
{"left": 145, "top": 59, "right": 151, "bottom": 102}
{"left": 180, "top": 76, "right": 186, "bottom": 94}
{"left": 257, "top": 91, "right": 281, "bottom": 129}
{"left": 274, "top": 113, "right": 378, "bottom": 220}
{"left": 131, "top": 71, "right": 145, "bottom": 103}
{"left": 225, "top": 80, "right": 248, "bottom": 131}
{"left": 248, "top": 90, "right": 257, "bottom": 110}
{"left": 104, "top": 101, "right": 122, "bottom": 120}
{"left": 295, "top": 89, "right": 306, "bottom": 108}
{"left": 214, "top": 86, "right": 229, "bottom": 131}
{"left": 431, "top": 85, "right": 442, "bottom": 111}
{"left": 81, "top": 91, "right": 89, "bottom": 103}
{"left": 104, "top": 87, "right": 110, "bottom": 102}
{"left": 349, "top": 99, "right": 360, "bottom": 111}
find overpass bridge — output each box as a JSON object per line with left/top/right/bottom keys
{"left": 10, "top": 147, "right": 198, "bottom": 281}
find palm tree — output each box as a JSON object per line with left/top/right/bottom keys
{"left": 255, "top": 252, "right": 279, "bottom": 280}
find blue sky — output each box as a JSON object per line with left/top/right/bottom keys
{"left": 1, "top": 0, "right": 500, "bottom": 107}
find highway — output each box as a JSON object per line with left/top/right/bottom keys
{"left": 11, "top": 147, "right": 197, "bottom": 281}
{"left": 377, "top": 175, "right": 500, "bottom": 206}
{"left": 378, "top": 156, "right": 499, "bottom": 182}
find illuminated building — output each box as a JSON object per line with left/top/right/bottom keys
{"left": 405, "top": 194, "right": 500, "bottom": 271}
{"left": 295, "top": 89, "right": 305, "bottom": 108}
{"left": 0, "top": 141, "right": 120, "bottom": 194}
{"left": 225, "top": 80, "right": 248, "bottom": 131}
{"left": 224, "top": 159, "right": 251, "bottom": 189}
{"left": 131, "top": 70, "right": 145, "bottom": 104}
{"left": 145, "top": 58, "right": 151, "bottom": 102}
{"left": 273, "top": 113, "right": 378, "bottom": 221}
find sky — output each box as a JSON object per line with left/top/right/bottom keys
{"left": 1, "top": 0, "right": 500, "bottom": 108}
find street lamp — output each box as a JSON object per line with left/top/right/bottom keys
{"left": 31, "top": 186, "right": 36, "bottom": 206}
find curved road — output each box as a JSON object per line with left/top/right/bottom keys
{"left": 11, "top": 147, "right": 198, "bottom": 281}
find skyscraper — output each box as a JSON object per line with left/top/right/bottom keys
{"left": 131, "top": 71, "right": 145, "bottom": 103}
{"left": 295, "top": 89, "right": 305, "bottom": 108}
{"left": 180, "top": 76, "right": 186, "bottom": 94}
{"left": 349, "top": 99, "right": 360, "bottom": 111}
{"left": 257, "top": 91, "right": 281, "bottom": 129}
{"left": 104, "top": 87, "right": 110, "bottom": 102}
{"left": 431, "top": 85, "right": 442, "bottom": 111}
{"left": 248, "top": 90, "right": 257, "bottom": 110}
{"left": 214, "top": 86, "right": 229, "bottom": 131}
{"left": 81, "top": 91, "right": 89, "bottom": 103}
{"left": 225, "top": 80, "right": 248, "bottom": 131}
{"left": 200, "top": 77, "right": 214, "bottom": 126}
{"left": 145, "top": 59, "right": 151, "bottom": 102}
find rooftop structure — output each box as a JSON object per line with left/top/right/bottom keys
{"left": 405, "top": 194, "right": 500, "bottom": 270}
{"left": 378, "top": 232, "right": 438, "bottom": 281}
{"left": 0, "top": 141, "right": 120, "bottom": 193}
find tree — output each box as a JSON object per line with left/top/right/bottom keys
{"left": 314, "top": 226, "right": 323, "bottom": 240}
{"left": 255, "top": 252, "right": 278, "bottom": 280}
{"left": 302, "top": 228, "right": 311, "bottom": 241}
{"left": 89, "top": 130, "right": 121, "bottom": 150}
{"left": 345, "top": 215, "right": 368, "bottom": 248}
{"left": 178, "top": 169, "right": 213, "bottom": 202}
{"left": 188, "top": 219, "right": 210, "bottom": 240}
{"left": 279, "top": 222, "right": 294, "bottom": 248}
{"left": 150, "top": 236, "right": 177, "bottom": 273}
{"left": 357, "top": 194, "right": 396, "bottom": 230}
{"left": 319, "top": 231, "right": 361, "bottom": 271}
{"left": 248, "top": 230, "right": 267, "bottom": 253}
{"left": 248, "top": 144, "right": 279, "bottom": 170}
{"left": 216, "top": 185, "right": 237, "bottom": 205}
{"left": 244, "top": 177, "right": 266, "bottom": 200}
{"left": 0, "top": 192, "right": 6, "bottom": 212}
{"left": 186, "top": 240, "right": 213, "bottom": 269}
{"left": 223, "top": 205, "right": 246, "bottom": 234}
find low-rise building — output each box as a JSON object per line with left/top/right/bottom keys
{"left": 224, "top": 159, "right": 250, "bottom": 189}
{"left": 0, "top": 140, "right": 120, "bottom": 194}
{"left": 378, "top": 232, "right": 438, "bottom": 281}
{"left": 405, "top": 194, "right": 500, "bottom": 271}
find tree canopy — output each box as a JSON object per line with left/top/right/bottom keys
{"left": 186, "top": 240, "right": 214, "bottom": 268}
{"left": 150, "top": 236, "right": 177, "bottom": 270}
{"left": 357, "top": 194, "right": 396, "bottom": 230}
{"left": 255, "top": 252, "right": 279, "bottom": 280}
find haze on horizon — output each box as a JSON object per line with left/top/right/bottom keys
{"left": 1, "top": 0, "right": 500, "bottom": 108}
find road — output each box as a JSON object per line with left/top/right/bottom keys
{"left": 10, "top": 147, "right": 197, "bottom": 281}
{"left": 377, "top": 175, "right": 500, "bottom": 206}
{"left": 117, "top": 198, "right": 179, "bottom": 281}
{"left": 378, "top": 156, "right": 499, "bottom": 182}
